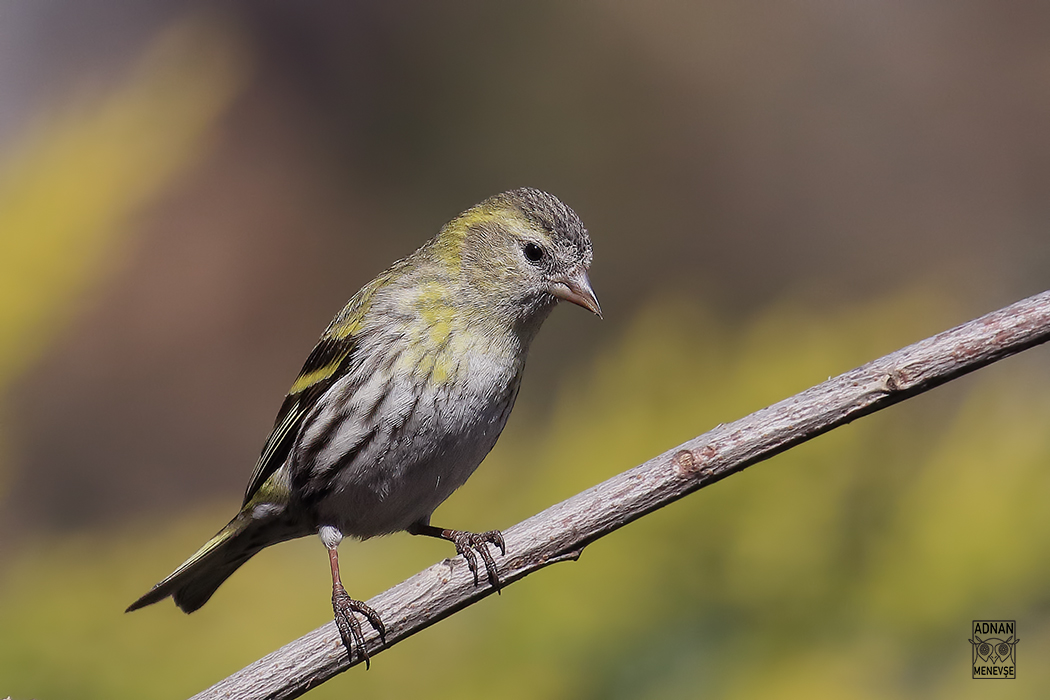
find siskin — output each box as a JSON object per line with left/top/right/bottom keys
{"left": 127, "top": 188, "right": 600, "bottom": 666}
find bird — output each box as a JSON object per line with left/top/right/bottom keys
{"left": 126, "top": 187, "right": 600, "bottom": 667}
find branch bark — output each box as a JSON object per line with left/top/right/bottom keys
{"left": 191, "top": 290, "right": 1050, "bottom": 700}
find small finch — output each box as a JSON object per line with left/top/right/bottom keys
{"left": 127, "top": 188, "right": 600, "bottom": 666}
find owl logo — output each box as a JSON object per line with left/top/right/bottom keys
{"left": 970, "top": 620, "right": 1018, "bottom": 679}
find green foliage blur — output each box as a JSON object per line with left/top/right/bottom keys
{"left": 4, "top": 284, "right": 1050, "bottom": 698}
{"left": 2, "top": 9, "right": 1050, "bottom": 700}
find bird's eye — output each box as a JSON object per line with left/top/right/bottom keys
{"left": 523, "top": 242, "right": 545, "bottom": 263}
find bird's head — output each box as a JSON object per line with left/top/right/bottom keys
{"left": 438, "top": 188, "right": 600, "bottom": 331}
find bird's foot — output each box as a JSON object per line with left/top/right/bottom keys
{"left": 448, "top": 529, "right": 506, "bottom": 590}
{"left": 332, "top": 582, "right": 385, "bottom": 669}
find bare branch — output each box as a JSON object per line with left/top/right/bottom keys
{"left": 191, "top": 290, "right": 1050, "bottom": 700}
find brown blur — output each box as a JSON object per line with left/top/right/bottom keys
{"left": 1, "top": 2, "right": 1049, "bottom": 698}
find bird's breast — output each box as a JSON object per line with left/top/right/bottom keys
{"left": 300, "top": 327, "right": 524, "bottom": 539}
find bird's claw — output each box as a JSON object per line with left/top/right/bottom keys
{"left": 449, "top": 529, "right": 506, "bottom": 590}
{"left": 332, "top": 582, "right": 385, "bottom": 669}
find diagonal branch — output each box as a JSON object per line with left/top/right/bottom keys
{"left": 191, "top": 290, "right": 1050, "bottom": 700}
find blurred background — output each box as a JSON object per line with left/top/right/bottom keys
{"left": 1, "top": 1, "right": 1049, "bottom": 698}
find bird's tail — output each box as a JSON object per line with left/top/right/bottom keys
{"left": 126, "top": 509, "right": 300, "bottom": 614}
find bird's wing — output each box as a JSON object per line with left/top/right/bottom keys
{"left": 241, "top": 334, "right": 357, "bottom": 506}
{"left": 241, "top": 276, "right": 389, "bottom": 506}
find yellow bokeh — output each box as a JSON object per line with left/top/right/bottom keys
{"left": 0, "top": 15, "right": 248, "bottom": 504}
{"left": 0, "top": 16, "right": 247, "bottom": 391}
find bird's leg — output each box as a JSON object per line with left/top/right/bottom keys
{"left": 408, "top": 522, "right": 506, "bottom": 590}
{"left": 325, "top": 535, "right": 385, "bottom": 668}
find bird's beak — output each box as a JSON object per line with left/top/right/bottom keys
{"left": 550, "top": 269, "right": 602, "bottom": 319}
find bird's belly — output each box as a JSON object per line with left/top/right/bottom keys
{"left": 305, "top": 357, "right": 519, "bottom": 538}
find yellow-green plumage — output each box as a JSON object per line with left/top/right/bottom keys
{"left": 126, "top": 188, "right": 600, "bottom": 651}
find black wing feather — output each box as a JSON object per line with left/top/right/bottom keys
{"left": 241, "top": 334, "right": 357, "bottom": 505}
